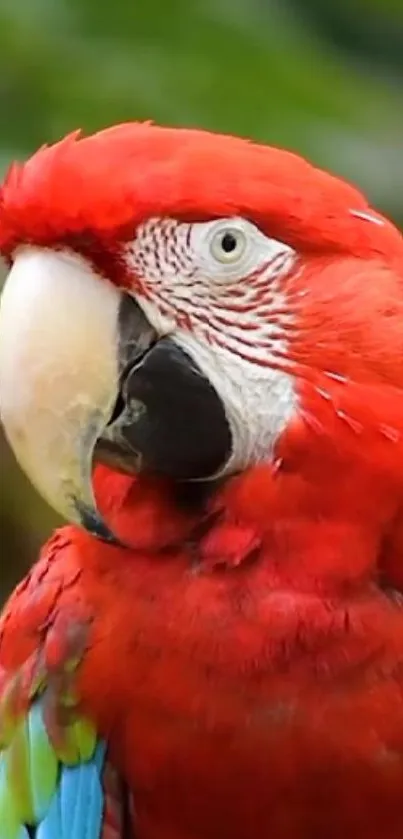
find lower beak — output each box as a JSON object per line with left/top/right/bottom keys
{"left": 0, "top": 247, "right": 231, "bottom": 542}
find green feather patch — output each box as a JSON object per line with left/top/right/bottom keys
{"left": 0, "top": 697, "right": 98, "bottom": 838}
{"left": 0, "top": 631, "right": 99, "bottom": 839}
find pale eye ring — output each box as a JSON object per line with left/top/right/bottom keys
{"left": 209, "top": 227, "right": 247, "bottom": 264}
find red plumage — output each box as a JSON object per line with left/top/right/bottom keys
{"left": 1, "top": 123, "right": 403, "bottom": 838}
{"left": 2, "top": 462, "right": 403, "bottom": 838}
{"left": 1, "top": 123, "right": 402, "bottom": 261}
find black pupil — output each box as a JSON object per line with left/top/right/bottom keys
{"left": 221, "top": 232, "right": 238, "bottom": 253}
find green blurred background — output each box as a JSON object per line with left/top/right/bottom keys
{"left": 1, "top": 0, "right": 403, "bottom": 603}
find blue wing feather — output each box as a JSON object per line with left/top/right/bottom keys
{"left": 0, "top": 698, "right": 107, "bottom": 839}
{"left": 36, "top": 743, "right": 106, "bottom": 839}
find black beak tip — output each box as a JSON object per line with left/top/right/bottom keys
{"left": 73, "top": 499, "right": 123, "bottom": 547}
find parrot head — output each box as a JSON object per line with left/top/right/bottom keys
{"left": 0, "top": 123, "right": 402, "bottom": 543}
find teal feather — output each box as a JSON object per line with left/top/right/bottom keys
{"left": 37, "top": 743, "right": 106, "bottom": 839}
{"left": 0, "top": 699, "right": 106, "bottom": 839}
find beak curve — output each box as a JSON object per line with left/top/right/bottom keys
{"left": 0, "top": 247, "right": 155, "bottom": 542}
{"left": 0, "top": 246, "right": 232, "bottom": 542}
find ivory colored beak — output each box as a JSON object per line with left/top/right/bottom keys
{"left": 0, "top": 246, "right": 121, "bottom": 540}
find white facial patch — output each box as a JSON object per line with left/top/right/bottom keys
{"left": 124, "top": 217, "right": 298, "bottom": 472}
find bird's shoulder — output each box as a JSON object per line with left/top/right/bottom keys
{"left": 0, "top": 528, "right": 129, "bottom": 839}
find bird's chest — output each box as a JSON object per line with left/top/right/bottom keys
{"left": 111, "top": 651, "right": 403, "bottom": 839}
{"left": 84, "top": 560, "right": 403, "bottom": 839}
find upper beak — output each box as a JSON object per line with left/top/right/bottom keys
{"left": 0, "top": 247, "right": 154, "bottom": 542}
{"left": 0, "top": 246, "right": 232, "bottom": 542}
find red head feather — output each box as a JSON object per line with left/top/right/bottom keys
{"left": 0, "top": 122, "right": 402, "bottom": 266}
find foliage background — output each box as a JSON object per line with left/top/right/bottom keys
{"left": 1, "top": 0, "right": 403, "bottom": 602}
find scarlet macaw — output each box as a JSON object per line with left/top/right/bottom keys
{"left": 0, "top": 124, "right": 403, "bottom": 838}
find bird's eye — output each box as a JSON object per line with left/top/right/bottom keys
{"left": 210, "top": 227, "right": 247, "bottom": 264}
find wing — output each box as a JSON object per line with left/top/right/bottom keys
{"left": 0, "top": 529, "right": 130, "bottom": 839}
